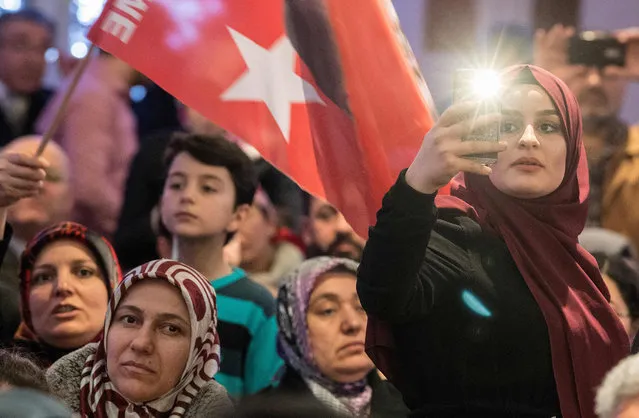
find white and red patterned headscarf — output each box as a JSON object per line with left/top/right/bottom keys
{"left": 78, "top": 259, "right": 220, "bottom": 418}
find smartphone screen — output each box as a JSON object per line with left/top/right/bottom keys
{"left": 453, "top": 69, "right": 501, "bottom": 165}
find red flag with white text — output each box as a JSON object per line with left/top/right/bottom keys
{"left": 88, "top": 0, "right": 438, "bottom": 238}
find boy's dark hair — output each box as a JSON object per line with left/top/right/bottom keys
{"left": 302, "top": 191, "right": 312, "bottom": 216}
{"left": 0, "top": 8, "right": 55, "bottom": 40}
{"left": 0, "top": 349, "right": 49, "bottom": 393}
{"left": 164, "top": 132, "right": 257, "bottom": 207}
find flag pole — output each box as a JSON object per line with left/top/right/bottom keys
{"left": 35, "top": 43, "right": 97, "bottom": 157}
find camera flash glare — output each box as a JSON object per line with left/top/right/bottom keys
{"left": 471, "top": 70, "right": 502, "bottom": 100}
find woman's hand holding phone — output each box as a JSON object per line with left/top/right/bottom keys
{"left": 405, "top": 102, "right": 506, "bottom": 195}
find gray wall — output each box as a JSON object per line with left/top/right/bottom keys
{"left": 393, "top": 0, "right": 639, "bottom": 124}
{"left": 28, "top": 0, "right": 639, "bottom": 123}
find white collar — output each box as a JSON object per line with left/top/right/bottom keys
{"left": 9, "top": 236, "right": 26, "bottom": 258}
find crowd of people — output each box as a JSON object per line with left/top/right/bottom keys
{"left": 1, "top": 6, "right": 639, "bottom": 418}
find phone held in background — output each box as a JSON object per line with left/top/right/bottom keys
{"left": 569, "top": 31, "right": 626, "bottom": 68}
{"left": 453, "top": 69, "right": 502, "bottom": 165}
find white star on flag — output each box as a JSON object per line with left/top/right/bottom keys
{"left": 220, "top": 27, "right": 326, "bottom": 143}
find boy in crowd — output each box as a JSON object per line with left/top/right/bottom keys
{"left": 160, "top": 132, "right": 282, "bottom": 396}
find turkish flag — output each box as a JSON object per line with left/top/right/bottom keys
{"left": 88, "top": 0, "right": 437, "bottom": 238}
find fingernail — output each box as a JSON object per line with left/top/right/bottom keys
{"left": 499, "top": 141, "right": 508, "bottom": 147}
{"left": 482, "top": 165, "right": 492, "bottom": 175}
{"left": 38, "top": 180, "right": 44, "bottom": 188}
{"left": 39, "top": 157, "right": 50, "bottom": 168}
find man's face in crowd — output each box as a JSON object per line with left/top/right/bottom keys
{"left": 304, "top": 198, "right": 365, "bottom": 261}
{"left": 565, "top": 66, "right": 628, "bottom": 118}
{"left": 0, "top": 19, "right": 52, "bottom": 94}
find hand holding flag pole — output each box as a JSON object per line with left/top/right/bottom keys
{"left": 35, "top": 43, "right": 97, "bottom": 157}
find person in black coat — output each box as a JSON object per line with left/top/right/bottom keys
{"left": 0, "top": 9, "right": 55, "bottom": 147}
{"left": 259, "top": 256, "right": 408, "bottom": 418}
{"left": 357, "top": 65, "right": 628, "bottom": 418}
{"left": 268, "top": 365, "right": 405, "bottom": 418}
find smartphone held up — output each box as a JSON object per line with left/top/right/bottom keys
{"left": 568, "top": 31, "right": 626, "bottom": 68}
{"left": 453, "top": 69, "right": 502, "bottom": 165}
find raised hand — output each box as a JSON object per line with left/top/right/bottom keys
{"left": 0, "top": 153, "right": 48, "bottom": 208}
{"left": 610, "top": 27, "right": 639, "bottom": 81}
{"left": 405, "top": 101, "right": 506, "bottom": 194}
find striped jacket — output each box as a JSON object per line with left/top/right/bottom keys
{"left": 212, "top": 268, "right": 283, "bottom": 397}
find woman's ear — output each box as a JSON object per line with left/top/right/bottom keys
{"left": 266, "top": 216, "right": 279, "bottom": 240}
{"left": 227, "top": 204, "right": 251, "bottom": 235}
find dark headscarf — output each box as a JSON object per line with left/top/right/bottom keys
{"left": 16, "top": 222, "right": 121, "bottom": 342}
{"left": 367, "top": 65, "right": 628, "bottom": 418}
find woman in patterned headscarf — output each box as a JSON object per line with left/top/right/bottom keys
{"left": 13, "top": 222, "right": 121, "bottom": 367}
{"left": 257, "top": 256, "right": 407, "bottom": 418}
{"left": 45, "top": 259, "right": 232, "bottom": 418}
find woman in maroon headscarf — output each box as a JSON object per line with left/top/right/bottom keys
{"left": 357, "top": 65, "right": 629, "bottom": 418}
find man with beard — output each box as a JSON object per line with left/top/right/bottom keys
{"left": 535, "top": 25, "right": 639, "bottom": 251}
{"left": 302, "top": 194, "right": 365, "bottom": 261}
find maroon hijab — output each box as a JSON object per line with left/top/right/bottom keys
{"left": 367, "top": 65, "right": 628, "bottom": 418}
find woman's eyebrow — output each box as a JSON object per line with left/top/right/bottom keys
{"left": 116, "top": 305, "right": 142, "bottom": 315}
{"left": 501, "top": 109, "right": 522, "bottom": 117}
{"left": 34, "top": 259, "right": 94, "bottom": 269}
{"left": 501, "top": 109, "right": 558, "bottom": 117}
{"left": 156, "top": 312, "right": 190, "bottom": 327}
{"left": 309, "top": 293, "right": 340, "bottom": 306}
{"left": 536, "top": 109, "right": 559, "bottom": 117}
{"left": 116, "top": 306, "right": 189, "bottom": 326}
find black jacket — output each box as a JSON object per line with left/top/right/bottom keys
{"left": 0, "top": 224, "right": 16, "bottom": 346}
{"left": 0, "top": 244, "right": 20, "bottom": 346}
{"left": 0, "top": 88, "right": 53, "bottom": 147}
{"left": 10, "top": 338, "right": 74, "bottom": 369}
{"left": 357, "top": 172, "right": 561, "bottom": 418}
{"left": 258, "top": 366, "right": 409, "bottom": 418}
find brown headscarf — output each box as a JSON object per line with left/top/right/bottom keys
{"left": 367, "top": 65, "right": 629, "bottom": 418}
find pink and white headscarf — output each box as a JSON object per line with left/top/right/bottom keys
{"left": 79, "top": 259, "right": 220, "bottom": 418}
